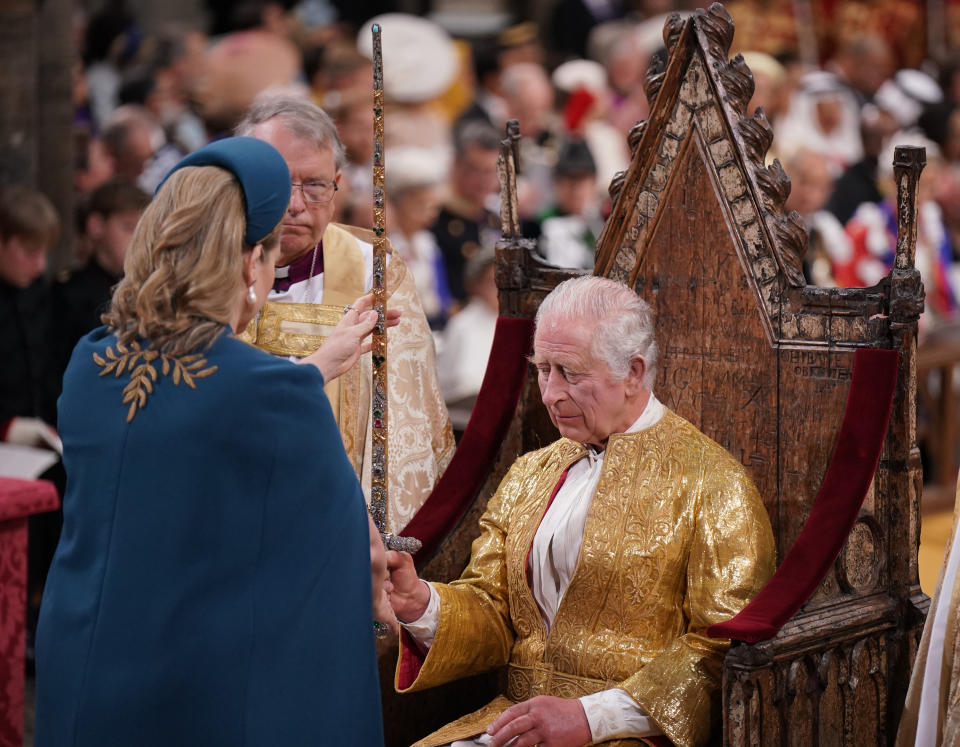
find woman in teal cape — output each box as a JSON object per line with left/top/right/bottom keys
{"left": 35, "top": 138, "right": 387, "bottom": 745}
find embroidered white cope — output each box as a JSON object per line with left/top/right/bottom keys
{"left": 403, "top": 395, "right": 668, "bottom": 744}
{"left": 915, "top": 515, "right": 960, "bottom": 746}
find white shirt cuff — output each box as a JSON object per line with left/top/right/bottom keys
{"left": 579, "top": 688, "right": 662, "bottom": 741}
{"left": 399, "top": 581, "right": 441, "bottom": 650}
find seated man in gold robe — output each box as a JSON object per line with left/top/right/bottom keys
{"left": 387, "top": 276, "right": 776, "bottom": 747}
{"left": 236, "top": 95, "right": 454, "bottom": 532}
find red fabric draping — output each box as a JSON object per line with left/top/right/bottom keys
{"left": 402, "top": 316, "right": 534, "bottom": 564}
{"left": 706, "top": 348, "right": 900, "bottom": 643}
{"left": 0, "top": 478, "right": 59, "bottom": 747}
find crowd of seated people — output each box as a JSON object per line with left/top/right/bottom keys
{"left": 19, "top": 2, "right": 951, "bottom": 423}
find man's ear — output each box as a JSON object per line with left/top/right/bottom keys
{"left": 625, "top": 356, "right": 647, "bottom": 396}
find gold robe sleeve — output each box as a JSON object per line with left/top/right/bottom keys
{"left": 395, "top": 455, "right": 536, "bottom": 692}
{"left": 620, "top": 455, "right": 776, "bottom": 747}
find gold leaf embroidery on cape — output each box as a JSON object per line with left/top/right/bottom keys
{"left": 93, "top": 341, "right": 218, "bottom": 422}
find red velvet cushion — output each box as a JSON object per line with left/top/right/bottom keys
{"left": 706, "top": 348, "right": 899, "bottom": 643}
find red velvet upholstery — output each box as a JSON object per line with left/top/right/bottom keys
{"left": 402, "top": 316, "right": 534, "bottom": 563}
{"left": 706, "top": 348, "right": 900, "bottom": 643}
{"left": 0, "top": 478, "right": 59, "bottom": 747}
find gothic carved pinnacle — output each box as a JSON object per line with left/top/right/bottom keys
{"left": 754, "top": 158, "right": 792, "bottom": 214}
{"left": 644, "top": 49, "right": 668, "bottom": 108}
{"left": 719, "top": 54, "right": 754, "bottom": 118}
{"left": 769, "top": 211, "right": 808, "bottom": 286}
{"left": 662, "top": 12, "right": 686, "bottom": 53}
{"left": 697, "top": 3, "right": 735, "bottom": 62}
{"left": 628, "top": 121, "right": 646, "bottom": 153}
{"left": 609, "top": 170, "right": 627, "bottom": 203}
{"left": 738, "top": 109, "right": 774, "bottom": 165}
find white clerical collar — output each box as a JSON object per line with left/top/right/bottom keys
{"left": 623, "top": 393, "right": 666, "bottom": 434}
{"left": 274, "top": 265, "right": 290, "bottom": 279}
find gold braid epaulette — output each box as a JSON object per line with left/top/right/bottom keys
{"left": 93, "top": 341, "right": 217, "bottom": 422}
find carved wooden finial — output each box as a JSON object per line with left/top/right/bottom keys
{"left": 887, "top": 146, "right": 926, "bottom": 335}
{"left": 893, "top": 146, "right": 926, "bottom": 271}
{"left": 662, "top": 12, "right": 686, "bottom": 53}
{"left": 738, "top": 109, "right": 774, "bottom": 166}
{"left": 888, "top": 145, "right": 927, "bottom": 335}
{"left": 698, "top": 2, "right": 735, "bottom": 61}
{"left": 643, "top": 49, "right": 669, "bottom": 109}
{"left": 498, "top": 119, "right": 522, "bottom": 239}
{"left": 721, "top": 54, "right": 756, "bottom": 119}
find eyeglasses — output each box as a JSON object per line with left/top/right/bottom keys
{"left": 291, "top": 179, "right": 338, "bottom": 204}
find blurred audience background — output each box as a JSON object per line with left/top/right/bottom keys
{"left": 8, "top": 0, "right": 960, "bottom": 450}
{"left": 52, "top": 0, "right": 960, "bottom": 323}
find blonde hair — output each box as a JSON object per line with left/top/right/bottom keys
{"left": 103, "top": 166, "right": 280, "bottom": 357}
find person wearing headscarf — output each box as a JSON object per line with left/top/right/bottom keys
{"left": 35, "top": 137, "right": 387, "bottom": 746}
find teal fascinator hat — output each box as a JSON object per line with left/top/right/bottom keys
{"left": 158, "top": 136, "right": 291, "bottom": 245}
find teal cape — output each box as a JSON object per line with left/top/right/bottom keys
{"left": 36, "top": 327, "right": 383, "bottom": 746}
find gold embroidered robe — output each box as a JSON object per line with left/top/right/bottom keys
{"left": 897, "top": 480, "right": 960, "bottom": 746}
{"left": 240, "top": 222, "right": 454, "bottom": 531}
{"left": 396, "top": 409, "right": 775, "bottom": 747}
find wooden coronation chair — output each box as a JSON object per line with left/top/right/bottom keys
{"left": 381, "top": 5, "right": 927, "bottom": 744}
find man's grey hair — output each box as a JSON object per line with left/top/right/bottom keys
{"left": 454, "top": 120, "right": 501, "bottom": 158}
{"left": 500, "top": 62, "right": 551, "bottom": 99}
{"left": 535, "top": 275, "right": 658, "bottom": 389}
{"left": 102, "top": 105, "right": 160, "bottom": 160}
{"left": 235, "top": 93, "right": 347, "bottom": 171}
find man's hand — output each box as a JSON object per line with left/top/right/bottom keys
{"left": 385, "top": 549, "right": 431, "bottom": 623}
{"left": 299, "top": 293, "right": 401, "bottom": 382}
{"left": 369, "top": 515, "right": 399, "bottom": 636}
{"left": 487, "top": 696, "right": 592, "bottom": 747}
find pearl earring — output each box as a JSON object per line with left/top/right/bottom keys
{"left": 247, "top": 283, "right": 257, "bottom": 305}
